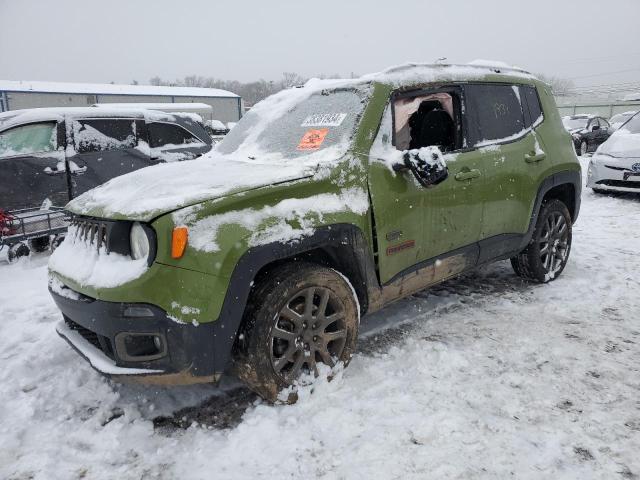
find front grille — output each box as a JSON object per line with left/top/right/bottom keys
{"left": 71, "top": 218, "right": 109, "bottom": 251}
{"left": 70, "top": 216, "right": 131, "bottom": 255}
{"left": 64, "top": 317, "right": 114, "bottom": 360}
{"left": 596, "top": 180, "right": 640, "bottom": 189}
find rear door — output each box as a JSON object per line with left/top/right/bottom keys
{"left": 68, "top": 117, "right": 152, "bottom": 198}
{"left": 147, "top": 121, "right": 211, "bottom": 162}
{"left": 0, "top": 121, "right": 69, "bottom": 210}
{"left": 464, "top": 83, "right": 546, "bottom": 258}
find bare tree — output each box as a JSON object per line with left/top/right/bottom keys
{"left": 146, "top": 72, "right": 320, "bottom": 105}
{"left": 537, "top": 74, "right": 575, "bottom": 96}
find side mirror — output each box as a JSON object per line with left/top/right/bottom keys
{"left": 394, "top": 147, "right": 449, "bottom": 187}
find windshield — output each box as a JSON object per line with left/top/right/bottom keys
{"left": 562, "top": 117, "right": 589, "bottom": 130}
{"left": 217, "top": 88, "right": 368, "bottom": 160}
{"left": 620, "top": 113, "right": 640, "bottom": 134}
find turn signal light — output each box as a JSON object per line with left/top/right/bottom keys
{"left": 171, "top": 226, "right": 188, "bottom": 259}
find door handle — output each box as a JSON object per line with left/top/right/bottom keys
{"left": 524, "top": 151, "right": 546, "bottom": 163}
{"left": 454, "top": 169, "right": 481, "bottom": 181}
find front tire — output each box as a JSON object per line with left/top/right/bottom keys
{"left": 234, "top": 262, "right": 360, "bottom": 403}
{"left": 511, "top": 199, "right": 572, "bottom": 283}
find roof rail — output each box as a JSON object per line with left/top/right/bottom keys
{"left": 380, "top": 62, "right": 532, "bottom": 76}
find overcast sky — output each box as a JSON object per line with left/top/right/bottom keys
{"left": 1, "top": 0, "right": 639, "bottom": 90}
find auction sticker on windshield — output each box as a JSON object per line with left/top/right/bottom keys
{"left": 301, "top": 113, "right": 346, "bottom": 127}
{"left": 297, "top": 129, "right": 329, "bottom": 151}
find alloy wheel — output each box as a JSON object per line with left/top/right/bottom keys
{"left": 539, "top": 212, "right": 569, "bottom": 275}
{"left": 269, "top": 287, "right": 347, "bottom": 383}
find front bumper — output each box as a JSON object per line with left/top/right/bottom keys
{"left": 586, "top": 157, "right": 640, "bottom": 193}
{"left": 50, "top": 285, "right": 219, "bottom": 385}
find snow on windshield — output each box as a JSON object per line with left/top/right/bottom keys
{"left": 217, "top": 88, "right": 368, "bottom": 162}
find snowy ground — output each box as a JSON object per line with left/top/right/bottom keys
{"left": 1, "top": 158, "right": 639, "bottom": 479}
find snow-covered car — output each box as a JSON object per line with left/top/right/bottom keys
{"left": 562, "top": 114, "right": 611, "bottom": 155}
{"left": 48, "top": 63, "right": 581, "bottom": 402}
{"left": 587, "top": 111, "right": 640, "bottom": 193}
{"left": 204, "top": 119, "right": 230, "bottom": 144}
{"left": 609, "top": 111, "right": 637, "bottom": 131}
{"left": 0, "top": 107, "right": 213, "bottom": 212}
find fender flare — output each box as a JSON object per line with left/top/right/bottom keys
{"left": 210, "top": 223, "right": 378, "bottom": 373}
{"left": 518, "top": 169, "right": 582, "bottom": 251}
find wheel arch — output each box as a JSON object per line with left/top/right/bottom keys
{"left": 519, "top": 170, "right": 582, "bottom": 251}
{"left": 210, "top": 223, "right": 380, "bottom": 373}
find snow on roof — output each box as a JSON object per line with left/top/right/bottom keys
{"left": 0, "top": 79, "right": 239, "bottom": 98}
{"left": 0, "top": 106, "right": 199, "bottom": 130}
{"left": 93, "top": 102, "right": 213, "bottom": 111}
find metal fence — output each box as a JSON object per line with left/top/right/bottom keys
{"left": 556, "top": 100, "right": 640, "bottom": 118}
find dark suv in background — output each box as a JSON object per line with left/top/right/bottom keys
{"left": 562, "top": 114, "right": 611, "bottom": 155}
{"left": 0, "top": 107, "right": 212, "bottom": 260}
{"left": 0, "top": 107, "right": 212, "bottom": 211}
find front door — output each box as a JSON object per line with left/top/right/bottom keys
{"left": 68, "top": 118, "right": 152, "bottom": 198}
{"left": 368, "top": 90, "right": 484, "bottom": 285}
{"left": 0, "top": 121, "right": 69, "bottom": 210}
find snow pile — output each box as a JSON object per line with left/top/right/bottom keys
{"left": 48, "top": 225, "right": 148, "bottom": 288}
{"left": 2, "top": 164, "right": 640, "bottom": 478}
{"left": 188, "top": 188, "right": 369, "bottom": 252}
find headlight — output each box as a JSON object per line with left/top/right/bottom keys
{"left": 130, "top": 222, "right": 150, "bottom": 260}
{"left": 587, "top": 161, "right": 593, "bottom": 178}
{"left": 572, "top": 133, "right": 580, "bottom": 141}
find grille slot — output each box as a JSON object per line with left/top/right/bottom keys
{"left": 64, "top": 317, "right": 114, "bottom": 360}
{"left": 597, "top": 180, "right": 640, "bottom": 189}
{"left": 71, "top": 218, "right": 118, "bottom": 254}
{"left": 69, "top": 216, "right": 137, "bottom": 258}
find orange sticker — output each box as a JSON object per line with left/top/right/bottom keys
{"left": 297, "top": 128, "right": 329, "bottom": 151}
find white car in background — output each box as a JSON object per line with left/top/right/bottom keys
{"left": 587, "top": 112, "right": 640, "bottom": 193}
{"left": 609, "top": 111, "right": 637, "bottom": 131}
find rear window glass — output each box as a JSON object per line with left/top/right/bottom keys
{"left": 217, "top": 89, "right": 368, "bottom": 160}
{"left": 0, "top": 122, "right": 57, "bottom": 158}
{"left": 73, "top": 119, "right": 136, "bottom": 153}
{"left": 464, "top": 84, "right": 525, "bottom": 146}
{"left": 148, "top": 122, "right": 202, "bottom": 148}
{"left": 521, "top": 86, "right": 543, "bottom": 128}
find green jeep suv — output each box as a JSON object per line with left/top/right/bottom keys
{"left": 49, "top": 64, "right": 581, "bottom": 401}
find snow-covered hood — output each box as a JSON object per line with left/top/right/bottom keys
{"left": 596, "top": 131, "right": 640, "bottom": 159}
{"left": 67, "top": 154, "right": 315, "bottom": 222}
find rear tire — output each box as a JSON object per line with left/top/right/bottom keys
{"left": 233, "top": 262, "right": 359, "bottom": 403}
{"left": 580, "top": 140, "right": 588, "bottom": 156}
{"left": 511, "top": 199, "right": 572, "bottom": 283}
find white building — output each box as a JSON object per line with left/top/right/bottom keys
{"left": 0, "top": 80, "right": 242, "bottom": 123}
